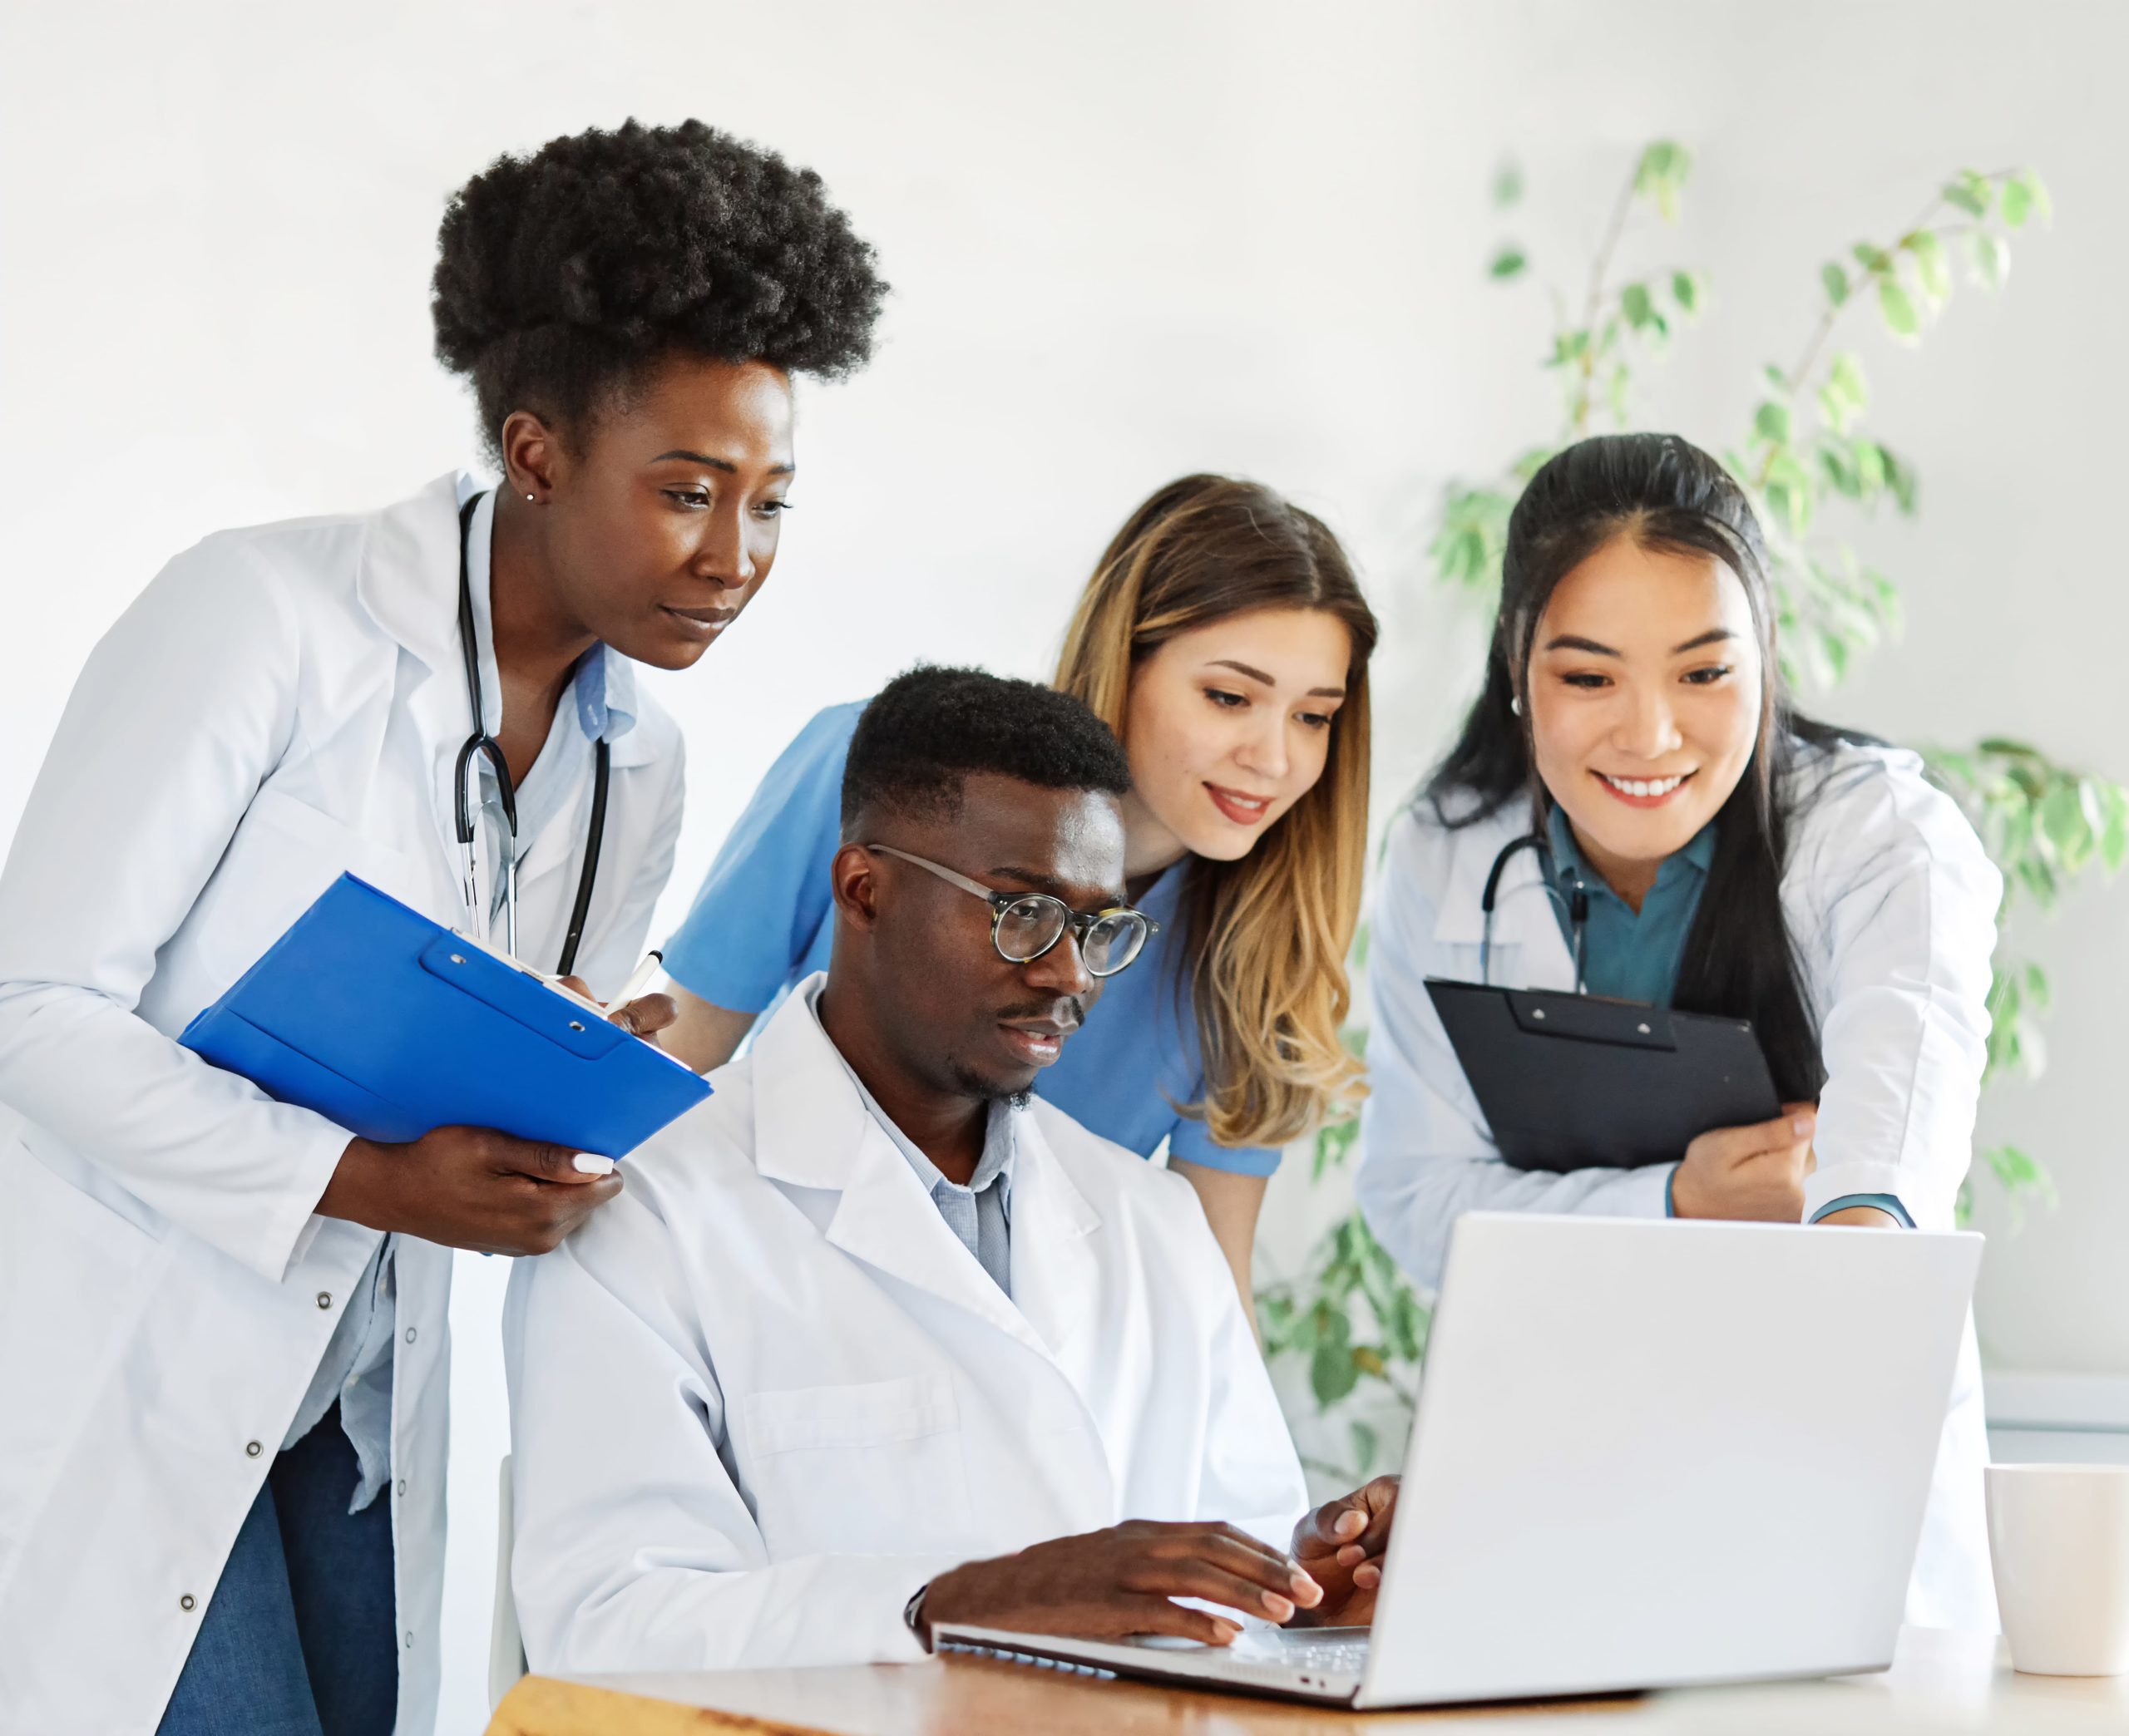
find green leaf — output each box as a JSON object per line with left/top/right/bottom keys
{"left": 1881, "top": 446, "right": 1918, "bottom": 512}
{"left": 2098, "top": 782, "right": 2129, "bottom": 874}
{"left": 1621, "top": 281, "right": 1655, "bottom": 328}
{"left": 1982, "top": 1144, "right": 2058, "bottom": 1219}
{"left": 1819, "top": 441, "right": 1860, "bottom": 497}
{"left": 1754, "top": 400, "right": 1791, "bottom": 445}
{"left": 1489, "top": 245, "right": 1528, "bottom": 280}
{"left": 1815, "top": 351, "right": 1869, "bottom": 439}
{"left": 1821, "top": 261, "right": 1850, "bottom": 306}
{"left": 1311, "top": 1117, "right": 1360, "bottom": 1181}
{"left": 1633, "top": 140, "right": 1692, "bottom": 221}
{"left": 1878, "top": 279, "right": 1921, "bottom": 338}
{"left": 1311, "top": 1342, "right": 1361, "bottom": 1406}
{"left": 2024, "top": 961, "right": 2052, "bottom": 1013}
{"left": 1904, "top": 230, "right": 1951, "bottom": 303}
{"left": 1671, "top": 270, "right": 1702, "bottom": 313}
{"left": 1829, "top": 351, "right": 1868, "bottom": 412}
{"left": 1853, "top": 242, "right": 1894, "bottom": 274}
{"left": 1349, "top": 1419, "right": 1381, "bottom": 1477}
{"left": 1855, "top": 439, "right": 1887, "bottom": 495}
{"left": 1763, "top": 363, "right": 1789, "bottom": 392}
{"left": 2007, "top": 168, "right": 2052, "bottom": 227}
{"left": 2041, "top": 781, "right": 2092, "bottom": 865}
{"left": 1942, "top": 175, "right": 1991, "bottom": 218}
{"left": 1492, "top": 160, "right": 1524, "bottom": 210}
{"left": 1387, "top": 1289, "right": 1429, "bottom": 1364}
{"left": 1970, "top": 232, "right": 2010, "bottom": 290}
{"left": 2002, "top": 177, "right": 2032, "bottom": 229}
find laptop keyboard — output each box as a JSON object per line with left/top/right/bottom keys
{"left": 1226, "top": 1628, "right": 1371, "bottom": 1679}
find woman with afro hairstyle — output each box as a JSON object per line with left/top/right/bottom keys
{"left": 0, "top": 121, "right": 883, "bottom": 1736}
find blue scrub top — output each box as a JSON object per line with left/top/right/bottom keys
{"left": 1541, "top": 804, "right": 1907, "bottom": 1226}
{"left": 662, "top": 701, "right": 1282, "bottom": 1176}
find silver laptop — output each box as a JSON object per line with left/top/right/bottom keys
{"left": 933, "top": 1211, "right": 1980, "bottom": 1709}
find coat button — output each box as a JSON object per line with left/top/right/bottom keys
{"left": 403, "top": 1631, "right": 415, "bottom": 1650}
{"left": 316, "top": 1292, "right": 333, "bottom": 1310}
{"left": 404, "top": 1326, "right": 417, "bottom": 1344}
{"left": 180, "top": 1594, "right": 197, "bottom": 1612}
{"left": 245, "top": 1441, "right": 262, "bottom": 1457}
{"left": 396, "top": 1479, "right": 408, "bottom": 1498}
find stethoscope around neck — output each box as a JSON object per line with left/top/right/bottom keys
{"left": 452, "top": 491, "right": 610, "bottom": 978}
{"left": 1479, "top": 827, "right": 1591, "bottom": 994}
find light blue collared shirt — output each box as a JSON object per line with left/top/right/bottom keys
{"left": 805, "top": 980, "right": 1015, "bottom": 1295}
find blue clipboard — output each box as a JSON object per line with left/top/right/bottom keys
{"left": 180, "top": 873, "right": 710, "bottom": 1155}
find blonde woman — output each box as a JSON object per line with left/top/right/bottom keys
{"left": 659, "top": 475, "right": 1377, "bottom": 1301}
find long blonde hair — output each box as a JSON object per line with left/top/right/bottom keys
{"left": 1055, "top": 475, "right": 1376, "bottom": 1150}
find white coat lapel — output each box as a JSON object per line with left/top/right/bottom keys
{"left": 1433, "top": 810, "right": 1578, "bottom": 993}
{"left": 357, "top": 475, "right": 484, "bottom": 895}
{"left": 992, "top": 1109, "right": 1099, "bottom": 1363}
{"left": 750, "top": 990, "right": 1053, "bottom": 1359}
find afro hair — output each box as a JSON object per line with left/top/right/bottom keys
{"left": 432, "top": 119, "right": 887, "bottom": 460}
{"left": 841, "top": 666, "right": 1134, "bottom": 837}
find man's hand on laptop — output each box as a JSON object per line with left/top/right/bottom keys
{"left": 1290, "top": 1475, "right": 1400, "bottom": 1627}
{"left": 917, "top": 1519, "right": 1326, "bottom": 1646}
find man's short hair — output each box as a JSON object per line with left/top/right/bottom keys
{"left": 840, "top": 665, "right": 1133, "bottom": 836}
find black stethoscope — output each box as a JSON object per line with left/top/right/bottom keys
{"left": 452, "top": 492, "right": 610, "bottom": 978}
{"left": 1479, "top": 828, "right": 1591, "bottom": 994}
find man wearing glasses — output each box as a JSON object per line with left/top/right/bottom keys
{"left": 503, "top": 667, "right": 1394, "bottom": 1675}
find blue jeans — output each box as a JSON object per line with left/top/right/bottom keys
{"left": 156, "top": 1403, "right": 398, "bottom": 1736}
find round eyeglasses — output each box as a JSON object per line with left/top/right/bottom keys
{"left": 866, "top": 845, "right": 1157, "bottom": 979}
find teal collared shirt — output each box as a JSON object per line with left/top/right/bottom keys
{"left": 1544, "top": 804, "right": 1715, "bottom": 1007}
{"left": 1543, "top": 806, "right": 1910, "bottom": 1228}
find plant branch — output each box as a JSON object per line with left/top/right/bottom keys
{"left": 1772, "top": 170, "right": 2018, "bottom": 409}
{"left": 1569, "top": 164, "right": 1640, "bottom": 436}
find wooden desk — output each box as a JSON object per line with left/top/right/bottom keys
{"left": 486, "top": 1627, "right": 2129, "bottom": 1734}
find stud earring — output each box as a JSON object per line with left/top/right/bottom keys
{"left": 525, "top": 492, "right": 536, "bottom": 503}
{"left": 1510, "top": 694, "right": 1524, "bottom": 717}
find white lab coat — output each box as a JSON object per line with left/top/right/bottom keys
{"left": 502, "top": 979, "right": 1307, "bottom": 1674}
{"left": 1354, "top": 738, "right": 2001, "bottom": 1633}
{"left": 0, "top": 475, "right": 684, "bottom": 1736}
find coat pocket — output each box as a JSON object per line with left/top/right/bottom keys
{"left": 0, "top": 1139, "right": 165, "bottom": 1572}
{"left": 190, "top": 785, "right": 417, "bottom": 984}
{"left": 740, "top": 1374, "right": 972, "bottom": 1556}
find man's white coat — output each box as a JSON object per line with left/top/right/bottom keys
{"left": 503, "top": 982, "right": 1309, "bottom": 1673}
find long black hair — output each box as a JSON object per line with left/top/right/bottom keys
{"left": 1427, "top": 432, "right": 1853, "bottom": 1103}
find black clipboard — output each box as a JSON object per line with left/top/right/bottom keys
{"left": 1425, "top": 977, "right": 1781, "bottom": 1172}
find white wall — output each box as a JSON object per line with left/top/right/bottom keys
{"left": 5, "top": 2, "right": 2126, "bottom": 1727}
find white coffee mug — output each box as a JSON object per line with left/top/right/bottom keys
{"left": 1987, "top": 1463, "right": 2129, "bottom": 1675}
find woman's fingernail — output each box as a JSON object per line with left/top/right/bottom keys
{"left": 1337, "top": 1543, "right": 1365, "bottom": 1567}
{"left": 572, "top": 1154, "right": 615, "bottom": 1175}
{"left": 1792, "top": 1115, "right": 1815, "bottom": 1137}
{"left": 1335, "top": 1508, "right": 1366, "bottom": 1536}
{"left": 1356, "top": 1563, "right": 1381, "bottom": 1587}
{"left": 1262, "top": 1593, "right": 1295, "bottom": 1621}
{"left": 1292, "top": 1571, "right": 1322, "bottom": 1603}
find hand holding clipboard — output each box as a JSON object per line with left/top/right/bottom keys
{"left": 181, "top": 875, "right": 713, "bottom": 1255}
